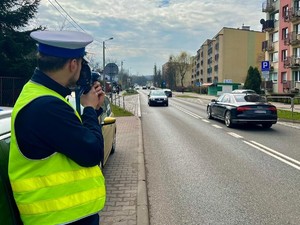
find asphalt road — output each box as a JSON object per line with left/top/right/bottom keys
{"left": 139, "top": 90, "right": 300, "bottom": 225}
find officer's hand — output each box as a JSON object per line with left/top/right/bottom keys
{"left": 80, "top": 82, "right": 105, "bottom": 110}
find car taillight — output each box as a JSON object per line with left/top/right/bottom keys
{"left": 237, "top": 106, "right": 252, "bottom": 112}
{"left": 267, "top": 106, "right": 277, "bottom": 111}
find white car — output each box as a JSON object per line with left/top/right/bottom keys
{"left": 0, "top": 106, "right": 23, "bottom": 224}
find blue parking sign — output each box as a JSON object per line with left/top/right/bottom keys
{"left": 261, "top": 61, "right": 270, "bottom": 71}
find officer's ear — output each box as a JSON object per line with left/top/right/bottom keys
{"left": 68, "top": 58, "right": 81, "bottom": 72}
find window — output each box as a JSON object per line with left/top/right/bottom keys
{"left": 282, "top": 28, "right": 288, "bottom": 40}
{"left": 295, "top": 0, "right": 300, "bottom": 10}
{"left": 271, "top": 32, "right": 279, "bottom": 42}
{"left": 270, "top": 72, "right": 278, "bottom": 82}
{"left": 293, "top": 48, "right": 300, "bottom": 58}
{"left": 271, "top": 52, "right": 278, "bottom": 62}
{"left": 283, "top": 5, "right": 289, "bottom": 19}
{"left": 295, "top": 24, "right": 300, "bottom": 35}
{"left": 222, "top": 95, "right": 231, "bottom": 103}
{"left": 270, "top": 12, "right": 279, "bottom": 21}
{"left": 293, "top": 71, "right": 300, "bottom": 81}
{"left": 281, "top": 72, "right": 287, "bottom": 83}
{"left": 282, "top": 49, "right": 288, "bottom": 61}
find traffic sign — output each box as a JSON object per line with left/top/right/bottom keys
{"left": 261, "top": 61, "right": 270, "bottom": 71}
{"left": 261, "top": 71, "right": 269, "bottom": 79}
{"left": 104, "top": 63, "right": 119, "bottom": 75}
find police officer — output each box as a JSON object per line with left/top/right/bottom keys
{"left": 8, "top": 30, "right": 106, "bottom": 225}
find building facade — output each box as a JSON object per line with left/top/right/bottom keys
{"left": 262, "top": 0, "right": 300, "bottom": 93}
{"left": 192, "top": 27, "right": 265, "bottom": 88}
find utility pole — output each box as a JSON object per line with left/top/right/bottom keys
{"left": 102, "top": 37, "right": 113, "bottom": 91}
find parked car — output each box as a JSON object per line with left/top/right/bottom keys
{"left": 163, "top": 88, "right": 172, "bottom": 97}
{"left": 67, "top": 94, "right": 117, "bottom": 167}
{"left": 148, "top": 90, "right": 168, "bottom": 106}
{"left": 207, "top": 93, "right": 277, "bottom": 128}
{"left": 0, "top": 107, "right": 23, "bottom": 225}
{"left": 232, "top": 89, "right": 256, "bottom": 94}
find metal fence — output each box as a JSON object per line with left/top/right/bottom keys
{"left": 0, "top": 77, "right": 27, "bottom": 107}
{"left": 266, "top": 95, "right": 300, "bottom": 113}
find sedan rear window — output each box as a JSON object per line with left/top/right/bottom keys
{"left": 234, "top": 94, "right": 267, "bottom": 103}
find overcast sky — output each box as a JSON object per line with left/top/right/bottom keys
{"left": 32, "top": 0, "right": 266, "bottom": 76}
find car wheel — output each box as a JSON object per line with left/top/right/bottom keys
{"left": 262, "top": 123, "right": 272, "bottom": 129}
{"left": 110, "top": 130, "right": 116, "bottom": 155}
{"left": 148, "top": 101, "right": 151, "bottom": 106}
{"left": 207, "top": 106, "right": 212, "bottom": 119}
{"left": 225, "top": 111, "right": 234, "bottom": 128}
{"left": 165, "top": 102, "right": 168, "bottom": 106}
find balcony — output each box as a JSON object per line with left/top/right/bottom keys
{"left": 285, "top": 7, "right": 300, "bottom": 23}
{"left": 262, "top": 40, "right": 274, "bottom": 51}
{"left": 262, "top": 1, "right": 275, "bottom": 13}
{"left": 261, "top": 81, "right": 273, "bottom": 92}
{"left": 284, "top": 31, "right": 300, "bottom": 46}
{"left": 283, "top": 81, "right": 292, "bottom": 90}
{"left": 261, "top": 19, "right": 275, "bottom": 32}
{"left": 284, "top": 56, "right": 300, "bottom": 68}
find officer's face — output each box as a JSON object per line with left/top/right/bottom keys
{"left": 68, "top": 58, "right": 83, "bottom": 88}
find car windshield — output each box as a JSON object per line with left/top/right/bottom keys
{"left": 234, "top": 94, "right": 267, "bottom": 103}
{"left": 150, "top": 91, "right": 166, "bottom": 96}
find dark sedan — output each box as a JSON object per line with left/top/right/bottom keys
{"left": 148, "top": 90, "right": 168, "bottom": 106}
{"left": 163, "top": 89, "right": 172, "bottom": 97}
{"left": 207, "top": 93, "right": 277, "bottom": 128}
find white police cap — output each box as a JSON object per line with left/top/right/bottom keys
{"left": 30, "top": 30, "right": 93, "bottom": 58}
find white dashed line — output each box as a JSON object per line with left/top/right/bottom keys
{"left": 227, "top": 132, "right": 244, "bottom": 139}
{"left": 212, "top": 124, "right": 223, "bottom": 129}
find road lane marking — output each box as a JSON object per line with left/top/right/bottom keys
{"left": 212, "top": 124, "right": 223, "bottom": 129}
{"left": 250, "top": 141, "right": 300, "bottom": 167}
{"left": 227, "top": 132, "right": 244, "bottom": 139}
{"left": 172, "top": 104, "right": 201, "bottom": 119}
{"left": 244, "top": 141, "right": 300, "bottom": 171}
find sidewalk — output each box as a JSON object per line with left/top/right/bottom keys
{"left": 99, "top": 115, "right": 148, "bottom": 224}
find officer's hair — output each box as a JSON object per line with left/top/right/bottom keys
{"left": 37, "top": 53, "right": 73, "bottom": 72}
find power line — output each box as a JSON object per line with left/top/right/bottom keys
{"left": 53, "top": 0, "right": 86, "bottom": 32}
{"left": 47, "top": 0, "right": 86, "bottom": 32}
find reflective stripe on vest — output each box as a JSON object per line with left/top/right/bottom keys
{"left": 11, "top": 167, "right": 101, "bottom": 192}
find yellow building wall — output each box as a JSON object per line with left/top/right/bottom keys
{"left": 219, "top": 28, "right": 265, "bottom": 83}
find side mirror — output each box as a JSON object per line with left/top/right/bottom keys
{"left": 211, "top": 99, "right": 216, "bottom": 102}
{"left": 103, "top": 117, "right": 116, "bottom": 125}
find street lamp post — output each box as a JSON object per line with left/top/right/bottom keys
{"left": 102, "top": 37, "right": 113, "bottom": 91}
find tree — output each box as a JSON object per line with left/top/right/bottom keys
{"left": 244, "top": 66, "right": 262, "bottom": 93}
{"left": 0, "top": 0, "right": 41, "bottom": 78}
{"left": 173, "top": 52, "right": 190, "bottom": 89}
{"left": 164, "top": 56, "right": 176, "bottom": 90}
{"left": 153, "top": 64, "right": 162, "bottom": 87}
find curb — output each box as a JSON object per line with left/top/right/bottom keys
{"left": 136, "top": 95, "right": 149, "bottom": 225}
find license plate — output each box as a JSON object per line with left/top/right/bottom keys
{"left": 255, "top": 110, "right": 266, "bottom": 113}
{"left": 157, "top": 101, "right": 162, "bottom": 103}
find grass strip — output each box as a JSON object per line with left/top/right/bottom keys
{"left": 111, "top": 104, "right": 133, "bottom": 117}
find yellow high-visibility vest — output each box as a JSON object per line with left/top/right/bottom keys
{"left": 9, "top": 81, "right": 106, "bottom": 225}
